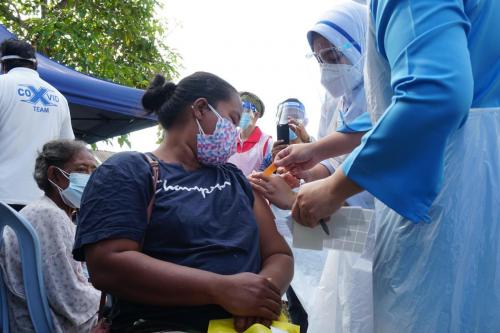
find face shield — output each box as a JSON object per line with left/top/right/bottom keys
{"left": 242, "top": 100, "right": 258, "bottom": 113}
{"left": 277, "top": 101, "right": 306, "bottom": 125}
{"left": 239, "top": 100, "right": 258, "bottom": 130}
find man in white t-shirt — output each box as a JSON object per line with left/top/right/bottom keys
{"left": 0, "top": 39, "right": 74, "bottom": 210}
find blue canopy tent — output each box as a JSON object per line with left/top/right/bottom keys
{"left": 0, "top": 24, "right": 158, "bottom": 144}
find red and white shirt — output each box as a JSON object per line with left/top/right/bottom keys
{"left": 228, "top": 126, "right": 273, "bottom": 176}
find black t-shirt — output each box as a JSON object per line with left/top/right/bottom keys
{"left": 73, "top": 152, "right": 261, "bottom": 330}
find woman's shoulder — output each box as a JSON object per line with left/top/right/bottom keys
{"left": 260, "top": 132, "right": 273, "bottom": 143}
{"left": 21, "top": 197, "right": 67, "bottom": 220}
{"left": 219, "top": 163, "right": 251, "bottom": 186}
{"left": 20, "top": 197, "right": 72, "bottom": 236}
{"left": 221, "top": 163, "right": 254, "bottom": 201}
{"left": 95, "top": 151, "right": 153, "bottom": 179}
{"left": 102, "top": 151, "right": 150, "bottom": 168}
{"left": 222, "top": 162, "right": 246, "bottom": 176}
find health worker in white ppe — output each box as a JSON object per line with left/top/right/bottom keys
{"left": 253, "top": 4, "right": 374, "bottom": 210}
{"left": 307, "top": 2, "right": 374, "bottom": 210}
{"left": 299, "top": 3, "right": 372, "bottom": 190}
{"left": 252, "top": 3, "right": 374, "bottom": 210}
{"left": 250, "top": 3, "right": 375, "bottom": 333}
{"left": 305, "top": 4, "right": 375, "bottom": 333}
{"left": 276, "top": 0, "right": 500, "bottom": 332}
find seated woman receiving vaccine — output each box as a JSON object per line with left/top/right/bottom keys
{"left": 73, "top": 72, "right": 294, "bottom": 333}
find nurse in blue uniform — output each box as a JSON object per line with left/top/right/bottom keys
{"left": 276, "top": 0, "right": 500, "bottom": 331}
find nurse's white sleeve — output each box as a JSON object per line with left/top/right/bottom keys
{"left": 342, "top": 0, "right": 473, "bottom": 223}
{"left": 320, "top": 159, "right": 335, "bottom": 175}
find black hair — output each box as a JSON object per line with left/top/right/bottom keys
{"left": 0, "top": 39, "right": 36, "bottom": 71}
{"left": 142, "top": 72, "right": 238, "bottom": 129}
{"left": 34, "top": 140, "right": 88, "bottom": 194}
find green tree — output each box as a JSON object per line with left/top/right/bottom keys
{"left": 0, "top": 0, "right": 180, "bottom": 148}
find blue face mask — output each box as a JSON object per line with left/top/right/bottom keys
{"left": 49, "top": 168, "right": 90, "bottom": 209}
{"left": 239, "top": 112, "right": 252, "bottom": 130}
{"left": 289, "top": 128, "right": 298, "bottom": 141}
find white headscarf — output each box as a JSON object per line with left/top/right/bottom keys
{"left": 307, "top": 1, "right": 370, "bottom": 131}
{"left": 307, "top": 1, "right": 367, "bottom": 68}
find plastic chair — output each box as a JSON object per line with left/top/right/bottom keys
{"left": 0, "top": 256, "right": 9, "bottom": 333}
{"left": 0, "top": 202, "right": 54, "bottom": 333}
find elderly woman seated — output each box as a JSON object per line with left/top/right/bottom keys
{"left": 0, "top": 139, "right": 100, "bottom": 333}
{"left": 73, "top": 72, "right": 294, "bottom": 333}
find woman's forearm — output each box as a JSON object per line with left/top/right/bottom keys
{"left": 87, "top": 237, "right": 286, "bottom": 321}
{"left": 329, "top": 167, "right": 364, "bottom": 203}
{"left": 259, "top": 253, "right": 294, "bottom": 295}
{"left": 314, "top": 131, "right": 365, "bottom": 159}
{"left": 307, "top": 163, "right": 332, "bottom": 182}
{"left": 252, "top": 192, "right": 294, "bottom": 294}
{"left": 87, "top": 241, "right": 222, "bottom": 306}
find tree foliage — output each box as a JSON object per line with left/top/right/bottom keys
{"left": 0, "top": 0, "right": 180, "bottom": 147}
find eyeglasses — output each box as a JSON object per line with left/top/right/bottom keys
{"left": 306, "top": 44, "right": 351, "bottom": 64}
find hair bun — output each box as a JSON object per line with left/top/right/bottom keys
{"left": 142, "top": 74, "right": 177, "bottom": 114}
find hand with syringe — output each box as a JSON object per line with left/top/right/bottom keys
{"left": 248, "top": 164, "right": 297, "bottom": 210}
{"left": 248, "top": 163, "right": 330, "bottom": 235}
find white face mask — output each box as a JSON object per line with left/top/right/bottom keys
{"left": 320, "top": 63, "right": 363, "bottom": 98}
{"left": 49, "top": 167, "right": 90, "bottom": 209}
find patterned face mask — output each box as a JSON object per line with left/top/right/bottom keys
{"left": 196, "top": 104, "right": 238, "bottom": 165}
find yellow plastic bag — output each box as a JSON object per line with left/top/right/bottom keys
{"left": 207, "top": 314, "right": 299, "bottom": 333}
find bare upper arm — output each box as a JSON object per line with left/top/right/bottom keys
{"left": 252, "top": 190, "right": 293, "bottom": 261}
{"left": 85, "top": 239, "right": 140, "bottom": 282}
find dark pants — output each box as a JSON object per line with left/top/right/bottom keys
{"left": 286, "top": 286, "right": 308, "bottom": 333}
{"left": 8, "top": 204, "right": 25, "bottom": 212}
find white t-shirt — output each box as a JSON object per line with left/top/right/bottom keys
{"left": 0, "top": 67, "right": 74, "bottom": 205}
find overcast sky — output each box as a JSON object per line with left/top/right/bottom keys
{"left": 106, "top": 0, "right": 356, "bottom": 152}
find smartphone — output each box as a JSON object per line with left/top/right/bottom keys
{"left": 277, "top": 123, "right": 290, "bottom": 144}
